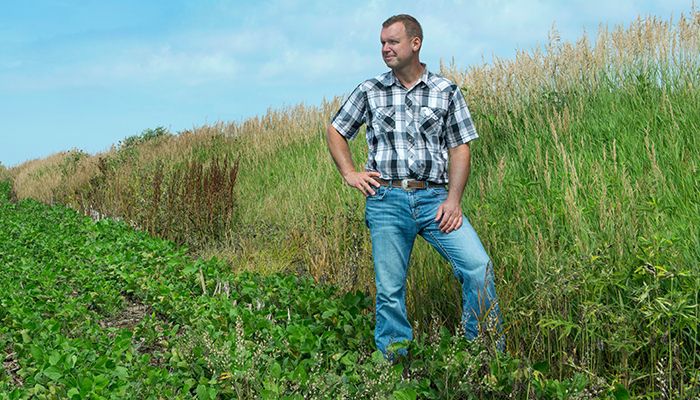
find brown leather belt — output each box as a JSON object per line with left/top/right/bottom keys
{"left": 375, "top": 178, "right": 444, "bottom": 190}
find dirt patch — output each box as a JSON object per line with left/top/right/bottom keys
{"left": 3, "top": 343, "right": 23, "bottom": 388}
{"left": 97, "top": 297, "right": 173, "bottom": 366}
{"left": 99, "top": 297, "right": 151, "bottom": 330}
{"left": 137, "top": 338, "right": 168, "bottom": 367}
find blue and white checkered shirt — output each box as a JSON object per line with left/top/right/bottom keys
{"left": 331, "top": 65, "right": 478, "bottom": 184}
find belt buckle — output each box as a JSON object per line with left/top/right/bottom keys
{"left": 401, "top": 179, "right": 412, "bottom": 191}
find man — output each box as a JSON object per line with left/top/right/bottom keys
{"left": 326, "top": 14, "right": 503, "bottom": 357}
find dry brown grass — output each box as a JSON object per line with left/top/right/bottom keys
{"left": 11, "top": 151, "right": 76, "bottom": 204}
{"left": 442, "top": 8, "right": 700, "bottom": 117}
{"left": 8, "top": 99, "right": 342, "bottom": 251}
{"left": 220, "top": 100, "right": 340, "bottom": 154}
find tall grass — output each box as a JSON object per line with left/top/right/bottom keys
{"left": 438, "top": 11, "right": 700, "bottom": 395}
{"left": 9, "top": 9, "right": 700, "bottom": 396}
{"left": 0, "top": 163, "right": 10, "bottom": 188}
{"left": 10, "top": 130, "right": 241, "bottom": 248}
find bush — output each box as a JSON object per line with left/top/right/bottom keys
{"left": 119, "top": 126, "right": 172, "bottom": 150}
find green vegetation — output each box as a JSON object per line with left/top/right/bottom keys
{"left": 0, "top": 181, "right": 630, "bottom": 398}
{"left": 5, "top": 11, "right": 700, "bottom": 398}
{"left": 118, "top": 127, "right": 173, "bottom": 150}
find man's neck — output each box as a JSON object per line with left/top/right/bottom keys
{"left": 392, "top": 62, "right": 425, "bottom": 90}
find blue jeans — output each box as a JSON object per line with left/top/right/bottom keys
{"left": 364, "top": 184, "right": 503, "bottom": 355}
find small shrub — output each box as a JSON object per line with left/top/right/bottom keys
{"left": 119, "top": 126, "right": 172, "bottom": 150}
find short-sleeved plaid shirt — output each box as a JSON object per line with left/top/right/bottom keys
{"left": 331, "top": 65, "right": 478, "bottom": 184}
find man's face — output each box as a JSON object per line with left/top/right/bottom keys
{"left": 380, "top": 22, "right": 419, "bottom": 70}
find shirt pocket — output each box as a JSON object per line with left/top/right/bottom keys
{"left": 419, "top": 106, "right": 447, "bottom": 137}
{"left": 371, "top": 106, "right": 395, "bottom": 133}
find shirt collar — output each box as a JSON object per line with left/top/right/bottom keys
{"left": 382, "top": 63, "right": 430, "bottom": 89}
{"left": 417, "top": 63, "right": 429, "bottom": 86}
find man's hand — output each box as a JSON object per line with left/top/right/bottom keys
{"left": 435, "top": 143, "right": 471, "bottom": 233}
{"left": 435, "top": 197, "right": 463, "bottom": 233}
{"left": 344, "top": 171, "right": 381, "bottom": 196}
{"left": 327, "top": 125, "right": 381, "bottom": 196}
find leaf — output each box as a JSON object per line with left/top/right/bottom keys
{"left": 49, "top": 351, "right": 61, "bottom": 366}
{"left": 533, "top": 361, "right": 550, "bottom": 374}
{"left": 613, "top": 384, "right": 630, "bottom": 400}
{"left": 183, "top": 263, "right": 198, "bottom": 276}
{"left": 94, "top": 374, "right": 109, "bottom": 390}
{"left": 393, "top": 388, "right": 418, "bottom": 400}
{"left": 29, "top": 345, "right": 43, "bottom": 361}
{"left": 67, "top": 388, "right": 81, "bottom": 399}
{"left": 340, "top": 353, "right": 357, "bottom": 367}
{"left": 371, "top": 350, "right": 386, "bottom": 363}
{"left": 79, "top": 376, "right": 93, "bottom": 393}
{"left": 113, "top": 366, "right": 128, "bottom": 378}
{"left": 43, "top": 366, "right": 63, "bottom": 381}
{"left": 269, "top": 362, "right": 282, "bottom": 379}
{"left": 196, "top": 384, "right": 211, "bottom": 400}
{"left": 68, "top": 354, "right": 78, "bottom": 368}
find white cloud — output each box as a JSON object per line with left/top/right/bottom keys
{"left": 2, "top": 49, "right": 241, "bottom": 90}
{"left": 93, "top": 45, "right": 240, "bottom": 85}
{"left": 259, "top": 47, "right": 375, "bottom": 80}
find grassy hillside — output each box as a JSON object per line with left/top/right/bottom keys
{"left": 8, "top": 11, "right": 700, "bottom": 397}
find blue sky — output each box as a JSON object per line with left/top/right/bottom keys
{"left": 0, "top": 0, "right": 695, "bottom": 167}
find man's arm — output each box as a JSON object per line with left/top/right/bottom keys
{"left": 435, "top": 143, "right": 471, "bottom": 233}
{"left": 326, "top": 124, "right": 381, "bottom": 196}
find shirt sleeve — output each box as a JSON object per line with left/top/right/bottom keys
{"left": 331, "top": 84, "right": 367, "bottom": 140}
{"left": 444, "top": 86, "right": 479, "bottom": 148}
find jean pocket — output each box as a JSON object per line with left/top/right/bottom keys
{"left": 366, "top": 185, "right": 388, "bottom": 201}
{"left": 364, "top": 186, "right": 389, "bottom": 228}
{"left": 427, "top": 186, "right": 448, "bottom": 197}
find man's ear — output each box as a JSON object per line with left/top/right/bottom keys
{"left": 412, "top": 37, "right": 422, "bottom": 52}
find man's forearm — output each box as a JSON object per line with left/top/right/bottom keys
{"left": 326, "top": 125, "right": 381, "bottom": 196}
{"left": 446, "top": 143, "right": 471, "bottom": 202}
{"left": 326, "top": 125, "right": 357, "bottom": 178}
